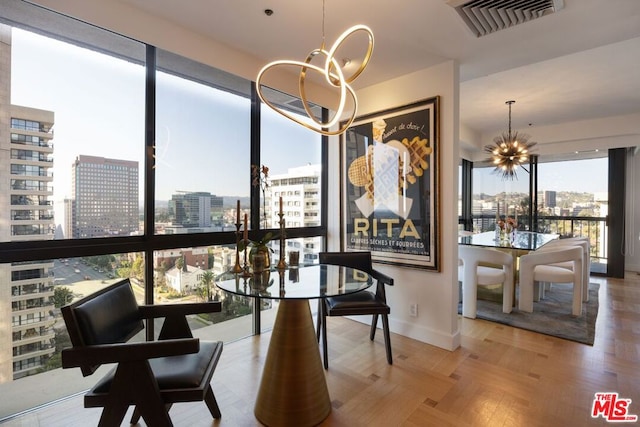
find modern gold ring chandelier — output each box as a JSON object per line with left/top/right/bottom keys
{"left": 484, "top": 100, "right": 536, "bottom": 180}
{"left": 256, "top": 1, "right": 374, "bottom": 136}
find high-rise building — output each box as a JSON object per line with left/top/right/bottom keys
{"left": 269, "top": 164, "right": 322, "bottom": 264}
{"left": 1, "top": 50, "right": 57, "bottom": 381}
{"left": 544, "top": 190, "right": 557, "bottom": 209}
{"left": 165, "top": 191, "right": 223, "bottom": 234}
{"left": 71, "top": 155, "right": 139, "bottom": 238}
{"left": 61, "top": 198, "right": 75, "bottom": 239}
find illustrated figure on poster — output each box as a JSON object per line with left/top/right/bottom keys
{"left": 347, "top": 118, "right": 432, "bottom": 219}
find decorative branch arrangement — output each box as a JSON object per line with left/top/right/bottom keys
{"left": 277, "top": 196, "right": 287, "bottom": 270}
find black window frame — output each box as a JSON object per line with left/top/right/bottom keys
{"left": 0, "top": 2, "right": 329, "bottom": 306}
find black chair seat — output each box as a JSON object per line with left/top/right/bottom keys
{"left": 326, "top": 292, "right": 390, "bottom": 315}
{"left": 94, "top": 341, "right": 223, "bottom": 392}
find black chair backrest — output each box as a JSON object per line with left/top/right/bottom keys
{"left": 319, "top": 251, "right": 372, "bottom": 274}
{"left": 61, "top": 279, "right": 144, "bottom": 376}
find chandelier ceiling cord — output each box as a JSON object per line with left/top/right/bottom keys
{"left": 255, "top": 0, "right": 374, "bottom": 136}
{"left": 484, "top": 100, "right": 536, "bottom": 180}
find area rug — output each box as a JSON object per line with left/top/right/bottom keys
{"left": 459, "top": 282, "right": 599, "bottom": 345}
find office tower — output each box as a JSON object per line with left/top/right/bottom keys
{"left": 71, "top": 155, "right": 139, "bottom": 238}
{"left": 269, "top": 164, "right": 322, "bottom": 264}
{"left": 544, "top": 190, "right": 557, "bottom": 209}
{"left": 166, "top": 191, "right": 223, "bottom": 233}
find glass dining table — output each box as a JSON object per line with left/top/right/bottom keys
{"left": 215, "top": 264, "right": 373, "bottom": 427}
{"left": 458, "top": 230, "right": 559, "bottom": 251}
{"left": 458, "top": 230, "right": 559, "bottom": 304}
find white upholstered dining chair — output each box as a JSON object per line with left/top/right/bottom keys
{"left": 539, "top": 237, "right": 591, "bottom": 302}
{"left": 518, "top": 245, "right": 583, "bottom": 316}
{"left": 458, "top": 245, "right": 514, "bottom": 319}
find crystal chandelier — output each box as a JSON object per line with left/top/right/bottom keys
{"left": 484, "top": 100, "right": 536, "bottom": 180}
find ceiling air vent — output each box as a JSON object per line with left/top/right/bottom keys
{"left": 448, "top": 0, "right": 564, "bottom": 37}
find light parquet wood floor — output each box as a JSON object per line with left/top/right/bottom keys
{"left": 3, "top": 273, "right": 639, "bottom": 426}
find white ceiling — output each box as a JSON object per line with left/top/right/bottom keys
{"left": 120, "top": 0, "right": 640, "bottom": 137}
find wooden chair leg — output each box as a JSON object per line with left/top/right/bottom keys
{"left": 132, "top": 403, "right": 172, "bottom": 424}
{"left": 98, "top": 401, "right": 129, "bottom": 427}
{"left": 369, "top": 314, "right": 379, "bottom": 341}
{"left": 382, "top": 314, "right": 392, "bottom": 365}
{"left": 204, "top": 385, "right": 222, "bottom": 419}
{"left": 115, "top": 362, "right": 172, "bottom": 427}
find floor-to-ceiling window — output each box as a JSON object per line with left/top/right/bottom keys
{"left": 258, "top": 87, "right": 324, "bottom": 333}
{"left": 0, "top": 0, "right": 327, "bottom": 418}
{"left": 151, "top": 49, "right": 255, "bottom": 339}
{"left": 537, "top": 156, "right": 608, "bottom": 273}
{"left": 470, "top": 160, "right": 530, "bottom": 232}
{"left": 260, "top": 87, "right": 323, "bottom": 262}
{"left": 462, "top": 153, "right": 610, "bottom": 274}
{"left": 9, "top": 26, "right": 146, "bottom": 243}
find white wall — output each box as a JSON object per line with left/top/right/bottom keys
{"left": 328, "top": 62, "right": 462, "bottom": 350}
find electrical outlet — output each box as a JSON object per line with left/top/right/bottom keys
{"left": 409, "top": 303, "right": 418, "bottom": 317}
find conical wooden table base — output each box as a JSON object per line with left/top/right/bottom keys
{"left": 254, "top": 299, "right": 331, "bottom": 426}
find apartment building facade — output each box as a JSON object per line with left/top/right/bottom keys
{"left": 1, "top": 50, "right": 57, "bottom": 381}
{"left": 269, "top": 164, "right": 322, "bottom": 264}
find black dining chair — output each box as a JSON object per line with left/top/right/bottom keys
{"left": 316, "top": 251, "right": 394, "bottom": 369}
{"left": 61, "top": 279, "right": 224, "bottom": 426}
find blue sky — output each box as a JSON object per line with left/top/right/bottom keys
{"left": 10, "top": 28, "right": 320, "bottom": 203}
{"left": 473, "top": 157, "right": 609, "bottom": 195}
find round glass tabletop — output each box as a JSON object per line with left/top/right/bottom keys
{"left": 215, "top": 264, "right": 373, "bottom": 300}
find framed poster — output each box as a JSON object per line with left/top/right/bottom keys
{"left": 340, "top": 97, "right": 440, "bottom": 270}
